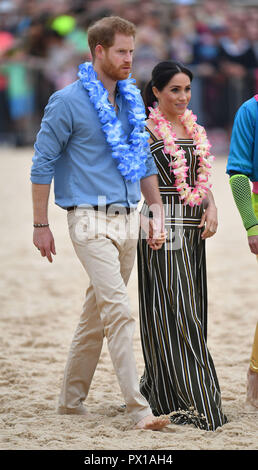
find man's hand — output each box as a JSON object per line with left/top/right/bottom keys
{"left": 33, "top": 226, "right": 56, "bottom": 263}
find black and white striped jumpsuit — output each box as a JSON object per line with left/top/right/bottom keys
{"left": 137, "top": 128, "right": 227, "bottom": 431}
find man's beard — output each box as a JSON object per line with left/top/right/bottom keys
{"left": 101, "top": 58, "right": 131, "bottom": 81}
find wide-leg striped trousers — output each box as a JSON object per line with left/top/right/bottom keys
{"left": 137, "top": 223, "right": 227, "bottom": 431}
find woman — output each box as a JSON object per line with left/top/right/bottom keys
{"left": 137, "top": 60, "right": 227, "bottom": 430}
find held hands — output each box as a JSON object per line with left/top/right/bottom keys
{"left": 140, "top": 214, "right": 167, "bottom": 250}
{"left": 33, "top": 226, "right": 56, "bottom": 263}
{"left": 198, "top": 203, "right": 218, "bottom": 239}
{"left": 148, "top": 218, "right": 167, "bottom": 250}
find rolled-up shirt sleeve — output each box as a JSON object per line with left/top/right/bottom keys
{"left": 30, "top": 93, "right": 73, "bottom": 184}
{"left": 142, "top": 146, "right": 158, "bottom": 179}
{"left": 226, "top": 104, "right": 255, "bottom": 177}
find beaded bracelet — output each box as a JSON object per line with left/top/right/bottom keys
{"left": 33, "top": 223, "right": 49, "bottom": 228}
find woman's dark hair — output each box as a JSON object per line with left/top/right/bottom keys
{"left": 144, "top": 60, "right": 193, "bottom": 116}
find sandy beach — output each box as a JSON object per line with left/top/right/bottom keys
{"left": 0, "top": 146, "right": 257, "bottom": 451}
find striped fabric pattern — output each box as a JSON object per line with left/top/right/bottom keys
{"left": 137, "top": 130, "right": 227, "bottom": 430}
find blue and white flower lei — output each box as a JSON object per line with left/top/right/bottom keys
{"left": 78, "top": 62, "right": 149, "bottom": 182}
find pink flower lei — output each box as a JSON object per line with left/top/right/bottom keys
{"left": 148, "top": 106, "right": 215, "bottom": 207}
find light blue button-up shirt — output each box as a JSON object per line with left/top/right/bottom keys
{"left": 30, "top": 78, "right": 157, "bottom": 209}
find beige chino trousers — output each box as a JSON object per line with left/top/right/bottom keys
{"left": 58, "top": 207, "right": 152, "bottom": 424}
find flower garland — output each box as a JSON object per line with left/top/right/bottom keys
{"left": 78, "top": 62, "right": 149, "bottom": 182}
{"left": 148, "top": 106, "right": 214, "bottom": 206}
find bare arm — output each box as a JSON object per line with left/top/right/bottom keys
{"left": 32, "top": 183, "right": 51, "bottom": 223}
{"left": 32, "top": 183, "right": 56, "bottom": 262}
{"left": 140, "top": 174, "right": 166, "bottom": 250}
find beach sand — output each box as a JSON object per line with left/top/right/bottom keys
{"left": 0, "top": 147, "right": 257, "bottom": 450}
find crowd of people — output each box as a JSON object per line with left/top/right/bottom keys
{"left": 0, "top": 0, "right": 257, "bottom": 147}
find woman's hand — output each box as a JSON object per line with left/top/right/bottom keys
{"left": 198, "top": 190, "right": 218, "bottom": 240}
{"left": 198, "top": 195, "right": 218, "bottom": 239}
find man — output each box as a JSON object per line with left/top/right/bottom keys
{"left": 226, "top": 94, "right": 258, "bottom": 409}
{"left": 30, "top": 16, "right": 168, "bottom": 430}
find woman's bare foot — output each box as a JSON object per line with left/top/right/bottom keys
{"left": 246, "top": 367, "right": 258, "bottom": 409}
{"left": 134, "top": 414, "right": 170, "bottom": 430}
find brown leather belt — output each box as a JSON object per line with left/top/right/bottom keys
{"left": 67, "top": 205, "right": 136, "bottom": 215}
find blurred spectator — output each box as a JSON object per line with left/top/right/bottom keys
{"left": 189, "top": 27, "right": 225, "bottom": 127}
{"left": 0, "top": 0, "right": 17, "bottom": 33}
{"left": 15, "top": 0, "right": 39, "bottom": 37}
{"left": 132, "top": 10, "right": 167, "bottom": 92}
{"left": 168, "top": 26, "right": 195, "bottom": 65}
{"left": 0, "top": 31, "right": 14, "bottom": 142}
{"left": 0, "top": 45, "right": 34, "bottom": 145}
{"left": 170, "top": 1, "right": 197, "bottom": 37}
{"left": 42, "top": 29, "right": 77, "bottom": 90}
{"left": 195, "top": 0, "right": 228, "bottom": 32}
{"left": 217, "top": 19, "right": 257, "bottom": 132}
